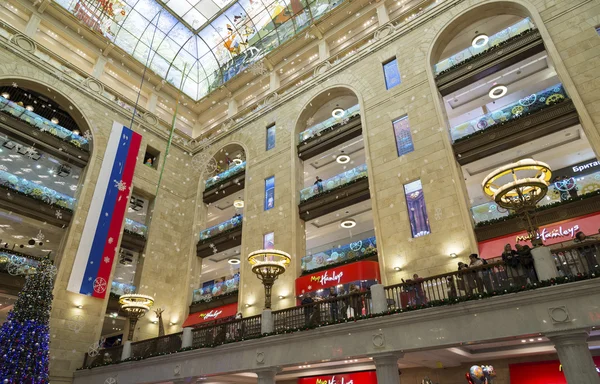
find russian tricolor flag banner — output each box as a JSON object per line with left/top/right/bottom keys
{"left": 68, "top": 122, "right": 141, "bottom": 298}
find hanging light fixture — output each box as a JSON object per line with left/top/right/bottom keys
{"left": 471, "top": 34, "right": 489, "bottom": 48}
{"left": 331, "top": 108, "right": 344, "bottom": 118}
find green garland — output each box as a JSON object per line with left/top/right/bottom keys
{"left": 0, "top": 184, "right": 74, "bottom": 213}
{"left": 190, "top": 289, "right": 239, "bottom": 306}
{"left": 300, "top": 251, "right": 378, "bottom": 276}
{"left": 475, "top": 189, "right": 600, "bottom": 228}
{"left": 204, "top": 168, "right": 245, "bottom": 191}
{"left": 79, "top": 271, "right": 599, "bottom": 370}
{"left": 453, "top": 98, "right": 568, "bottom": 144}
{"left": 300, "top": 176, "right": 368, "bottom": 204}
{"left": 435, "top": 29, "right": 535, "bottom": 78}
{"left": 199, "top": 224, "right": 242, "bottom": 245}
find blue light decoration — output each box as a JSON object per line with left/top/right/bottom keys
{"left": 298, "top": 104, "right": 360, "bottom": 143}
{"left": 192, "top": 273, "right": 240, "bottom": 303}
{"left": 434, "top": 18, "right": 535, "bottom": 75}
{"left": 0, "top": 258, "right": 53, "bottom": 383}
{"left": 0, "top": 170, "right": 76, "bottom": 210}
{"left": 110, "top": 281, "right": 137, "bottom": 296}
{"left": 199, "top": 214, "right": 243, "bottom": 241}
{"left": 124, "top": 218, "right": 148, "bottom": 238}
{"left": 301, "top": 236, "right": 377, "bottom": 272}
{"left": 299, "top": 164, "right": 367, "bottom": 202}
{"left": 392, "top": 115, "right": 414, "bottom": 157}
{"left": 204, "top": 161, "right": 246, "bottom": 189}
{"left": 264, "top": 176, "right": 275, "bottom": 211}
{"left": 0, "top": 95, "right": 89, "bottom": 150}
{"left": 403, "top": 179, "right": 431, "bottom": 238}
{"left": 450, "top": 83, "right": 568, "bottom": 142}
{"left": 383, "top": 58, "right": 401, "bottom": 90}
{"left": 266, "top": 125, "right": 276, "bottom": 151}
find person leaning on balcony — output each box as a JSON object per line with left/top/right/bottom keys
{"left": 502, "top": 244, "right": 525, "bottom": 287}
{"left": 314, "top": 176, "right": 324, "bottom": 193}
{"left": 301, "top": 293, "right": 315, "bottom": 326}
{"left": 457, "top": 262, "right": 472, "bottom": 295}
{"left": 411, "top": 274, "right": 428, "bottom": 305}
{"left": 515, "top": 243, "right": 537, "bottom": 283}
{"left": 328, "top": 287, "right": 338, "bottom": 321}
{"left": 575, "top": 231, "right": 599, "bottom": 272}
{"left": 468, "top": 254, "right": 486, "bottom": 293}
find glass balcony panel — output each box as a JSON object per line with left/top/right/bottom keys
{"left": 471, "top": 168, "right": 600, "bottom": 224}
{"left": 199, "top": 215, "right": 243, "bottom": 241}
{"left": 298, "top": 104, "right": 361, "bottom": 143}
{"left": 299, "top": 164, "right": 368, "bottom": 202}
{"left": 192, "top": 274, "right": 240, "bottom": 303}
{"left": 0, "top": 169, "right": 76, "bottom": 210}
{"left": 0, "top": 252, "right": 40, "bottom": 274}
{"left": 302, "top": 236, "right": 377, "bottom": 273}
{"left": 0, "top": 95, "right": 89, "bottom": 149}
{"left": 434, "top": 18, "right": 536, "bottom": 75}
{"left": 204, "top": 161, "right": 246, "bottom": 189}
{"left": 451, "top": 84, "right": 568, "bottom": 142}
{"left": 124, "top": 218, "right": 148, "bottom": 238}
{"left": 110, "top": 281, "right": 136, "bottom": 296}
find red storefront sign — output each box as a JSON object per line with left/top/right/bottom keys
{"left": 182, "top": 302, "right": 238, "bottom": 327}
{"left": 298, "top": 371, "right": 377, "bottom": 384}
{"left": 478, "top": 212, "right": 600, "bottom": 259}
{"left": 510, "top": 357, "right": 600, "bottom": 383}
{"left": 295, "top": 261, "right": 381, "bottom": 294}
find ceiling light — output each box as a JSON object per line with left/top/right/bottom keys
{"left": 488, "top": 85, "right": 507, "bottom": 99}
{"left": 72, "top": 129, "right": 80, "bottom": 135}
{"left": 394, "top": 267, "right": 402, "bottom": 271}
{"left": 232, "top": 158, "right": 243, "bottom": 166}
{"left": 228, "top": 257, "right": 241, "bottom": 265}
{"left": 1, "top": 92, "right": 9, "bottom": 99}
{"left": 244, "top": 304, "right": 251, "bottom": 307}
{"left": 25, "top": 105, "right": 34, "bottom": 112}
{"left": 233, "top": 199, "right": 244, "bottom": 208}
{"left": 331, "top": 108, "right": 344, "bottom": 118}
{"left": 151, "top": 320, "right": 158, "bottom": 324}
{"left": 51, "top": 117, "right": 59, "bottom": 124}
{"left": 471, "top": 34, "right": 489, "bottom": 48}
{"left": 278, "top": 295, "right": 285, "bottom": 299}
{"left": 340, "top": 219, "right": 356, "bottom": 228}
{"left": 450, "top": 253, "right": 457, "bottom": 258}
{"left": 336, "top": 154, "right": 350, "bottom": 164}
{"left": 76, "top": 304, "right": 83, "bottom": 309}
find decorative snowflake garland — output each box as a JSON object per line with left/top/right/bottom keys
{"left": 248, "top": 60, "right": 268, "bottom": 77}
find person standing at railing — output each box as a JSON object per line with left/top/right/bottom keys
{"left": 575, "top": 232, "right": 599, "bottom": 272}
{"left": 502, "top": 244, "right": 526, "bottom": 287}
{"left": 468, "top": 254, "right": 486, "bottom": 293}
{"left": 411, "top": 274, "right": 428, "bottom": 305}
{"left": 457, "top": 262, "right": 472, "bottom": 295}
{"left": 314, "top": 176, "right": 324, "bottom": 193}
{"left": 328, "top": 287, "right": 338, "bottom": 321}
{"left": 515, "top": 243, "right": 537, "bottom": 283}
{"left": 301, "top": 293, "right": 314, "bottom": 326}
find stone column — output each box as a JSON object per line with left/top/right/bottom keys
{"left": 531, "top": 246, "right": 559, "bottom": 280}
{"left": 228, "top": 98, "right": 239, "bottom": 117}
{"left": 120, "top": 341, "right": 132, "bottom": 360}
{"left": 376, "top": 4, "right": 389, "bottom": 25}
{"left": 370, "top": 284, "right": 388, "bottom": 314}
{"left": 256, "top": 367, "right": 280, "bottom": 384}
{"left": 373, "top": 353, "right": 403, "bottom": 384}
{"left": 92, "top": 56, "right": 107, "bottom": 79}
{"left": 24, "top": 14, "right": 41, "bottom": 37}
{"left": 318, "top": 40, "right": 329, "bottom": 61}
{"left": 546, "top": 329, "right": 600, "bottom": 384}
{"left": 181, "top": 327, "right": 193, "bottom": 348}
{"left": 269, "top": 72, "right": 280, "bottom": 92}
{"left": 261, "top": 309, "right": 274, "bottom": 334}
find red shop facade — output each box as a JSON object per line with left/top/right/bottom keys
{"left": 182, "top": 302, "right": 238, "bottom": 328}
{"left": 298, "top": 371, "right": 378, "bottom": 384}
{"left": 510, "top": 357, "right": 600, "bottom": 383}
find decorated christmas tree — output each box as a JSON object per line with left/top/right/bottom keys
{"left": 0, "top": 258, "right": 55, "bottom": 383}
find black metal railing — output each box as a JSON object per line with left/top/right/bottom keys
{"left": 191, "top": 315, "right": 262, "bottom": 347}
{"left": 273, "top": 292, "right": 372, "bottom": 331}
{"left": 551, "top": 240, "right": 600, "bottom": 276}
{"left": 82, "top": 344, "right": 123, "bottom": 368}
{"left": 130, "top": 332, "right": 183, "bottom": 359}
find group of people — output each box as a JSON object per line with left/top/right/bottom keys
{"left": 300, "top": 285, "right": 364, "bottom": 326}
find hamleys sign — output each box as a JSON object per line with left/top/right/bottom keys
{"left": 310, "top": 270, "right": 344, "bottom": 286}
{"left": 298, "top": 371, "right": 377, "bottom": 384}
{"left": 199, "top": 309, "right": 223, "bottom": 320}
{"left": 295, "top": 261, "right": 381, "bottom": 294}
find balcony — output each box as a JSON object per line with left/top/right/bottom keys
{"left": 196, "top": 216, "right": 243, "bottom": 258}
{"left": 434, "top": 18, "right": 543, "bottom": 96}
{"left": 0, "top": 95, "right": 90, "bottom": 167}
{"left": 0, "top": 251, "right": 41, "bottom": 296}
{"left": 297, "top": 105, "right": 362, "bottom": 160}
{"left": 301, "top": 236, "right": 377, "bottom": 275}
{"left": 121, "top": 218, "right": 148, "bottom": 253}
{"left": 299, "top": 164, "right": 369, "bottom": 221}
{"left": 451, "top": 84, "right": 578, "bottom": 165}
{"left": 76, "top": 246, "right": 600, "bottom": 379}
{"left": 0, "top": 169, "right": 74, "bottom": 227}
{"left": 190, "top": 275, "right": 239, "bottom": 313}
{"left": 203, "top": 162, "right": 246, "bottom": 204}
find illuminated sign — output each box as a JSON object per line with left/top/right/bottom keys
{"left": 298, "top": 371, "right": 377, "bottom": 384}
{"left": 515, "top": 224, "right": 580, "bottom": 243}
{"left": 295, "top": 261, "right": 381, "bottom": 294}
{"left": 310, "top": 270, "right": 344, "bottom": 286}
{"left": 572, "top": 160, "right": 599, "bottom": 173}
{"left": 182, "top": 302, "right": 238, "bottom": 327}
{"left": 199, "top": 309, "right": 223, "bottom": 320}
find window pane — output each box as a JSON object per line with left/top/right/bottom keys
{"left": 266, "top": 124, "right": 276, "bottom": 150}
{"left": 393, "top": 115, "right": 414, "bottom": 157}
{"left": 264, "top": 176, "right": 275, "bottom": 210}
{"left": 383, "top": 58, "right": 401, "bottom": 90}
{"left": 263, "top": 232, "right": 274, "bottom": 249}
{"left": 403, "top": 180, "right": 431, "bottom": 238}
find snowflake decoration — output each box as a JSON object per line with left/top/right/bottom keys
{"left": 66, "top": 315, "right": 85, "bottom": 333}
{"left": 108, "top": 237, "right": 114, "bottom": 244}
{"left": 104, "top": 377, "right": 117, "bottom": 384}
{"left": 42, "top": 265, "right": 58, "bottom": 278}
{"left": 88, "top": 342, "right": 101, "bottom": 357}
{"left": 248, "top": 60, "right": 268, "bottom": 77}
{"left": 113, "top": 180, "right": 127, "bottom": 191}
{"left": 434, "top": 207, "right": 442, "bottom": 221}
{"left": 83, "top": 130, "right": 93, "bottom": 141}
{"left": 306, "top": 117, "right": 315, "bottom": 127}
{"left": 93, "top": 277, "right": 107, "bottom": 294}
{"left": 11, "top": 82, "right": 17, "bottom": 88}
{"left": 55, "top": 210, "right": 63, "bottom": 219}
{"left": 24, "top": 146, "right": 38, "bottom": 159}
{"left": 36, "top": 229, "right": 45, "bottom": 241}
{"left": 103, "top": 256, "right": 110, "bottom": 263}
{"left": 7, "top": 256, "right": 27, "bottom": 276}
{"left": 304, "top": 32, "right": 316, "bottom": 40}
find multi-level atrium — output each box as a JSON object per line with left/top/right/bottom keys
{"left": 0, "top": 0, "right": 600, "bottom": 383}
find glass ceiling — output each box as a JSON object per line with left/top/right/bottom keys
{"left": 55, "top": 0, "right": 344, "bottom": 101}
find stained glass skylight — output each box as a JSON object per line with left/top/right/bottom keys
{"left": 54, "top": 0, "right": 344, "bottom": 101}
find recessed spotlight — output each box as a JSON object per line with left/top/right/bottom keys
{"left": 488, "top": 85, "right": 507, "bottom": 99}
{"left": 450, "top": 253, "right": 457, "bottom": 258}
{"left": 340, "top": 219, "right": 356, "bottom": 228}
{"left": 51, "top": 117, "right": 59, "bottom": 124}
{"left": 336, "top": 154, "right": 350, "bottom": 164}
{"left": 471, "top": 34, "right": 489, "bottom": 48}
{"left": 228, "top": 257, "right": 241, "bottom": 265}
{"left": 331, "top": 108, "right": 344, "bottom": 118}
{"left": 25, "top": 105, "right": 34, "bottom": 112}
{"left": 152, "top": 320, "right": 158, "bottom": 324}
{"left": 245, "top": 304, "right": 251, "bottom": 307}
{"left": 76, "top": 304, "right": 83, "bottom": 309}
{"left": 1, "top": 92, "right": 9, "bottom": 99}
{"left": 393, "top": 267, "right": 402, "bottom": 271}
{"left": 278, "top": 295, "right": 285, "bottom": 299}
{"left": 233, "top": 200, "right": 244, "bottom": 208}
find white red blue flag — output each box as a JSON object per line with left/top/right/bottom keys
{"left": 67, "top": 122, "right": 141, "bottom": 298}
